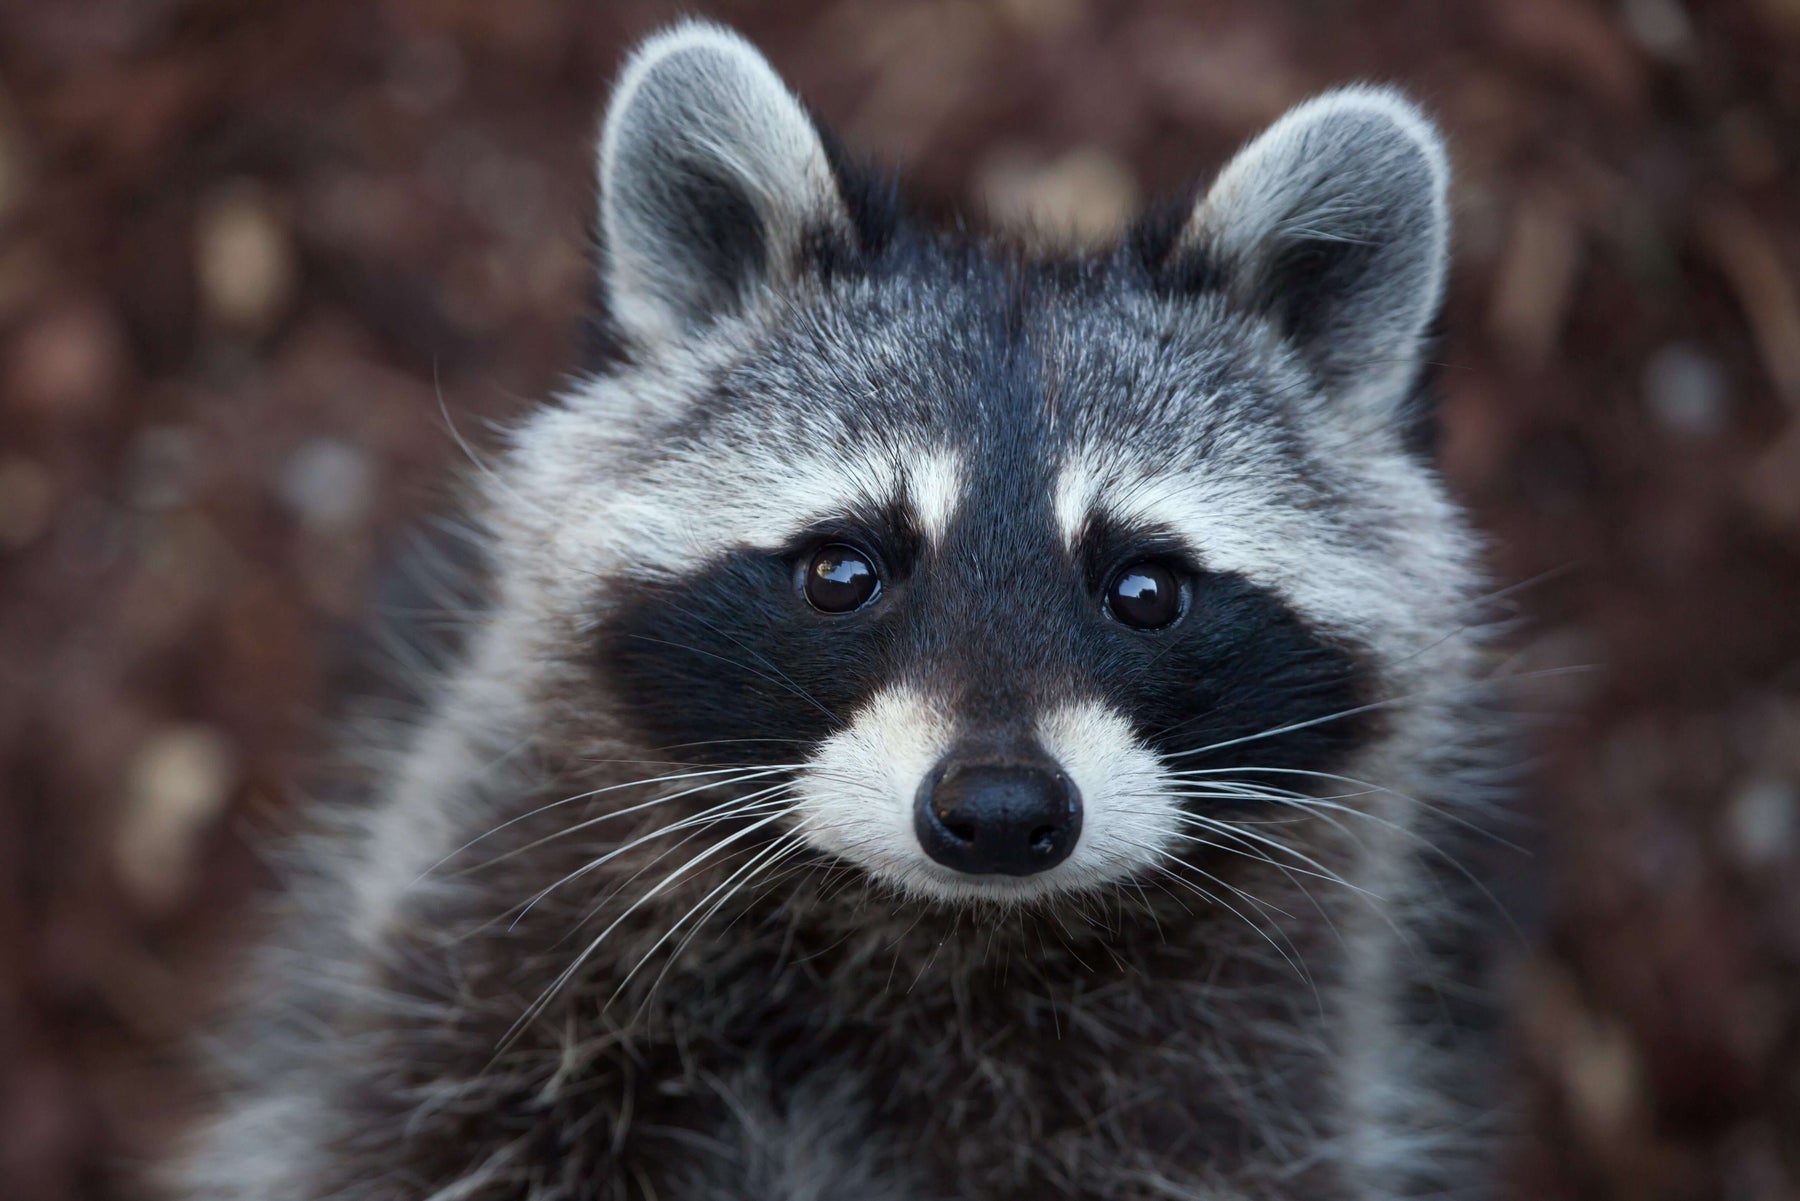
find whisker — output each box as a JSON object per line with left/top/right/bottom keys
{"left": 1163, "top": 784, "right": 1388, "bottom": 856}
{"left": 434, "top": 369, "right": 557, "bottom": 525}
{"left": 422, "top": 763, "right": 803, "bottom": 879}
{"left": 619, "top": 832, "right": 811, "bottom": 1019}
{"left": 1168, "top": 765, "right": 1522, "bottom": 849}
{"left": 1162, "top": 770, "right": 1523, "bottom": 936}
{"left": 1158, "top": 823, "right": 1346, "bottom": 891}
{"left": 499, "top": 808, "right": 795, "bottom": 1054}
{"left": 463, "top": 766, "right": 803, "bottom": 879}
{"left": 1140, "top": 860, "right": 1319, "bottom": 1008}
{"left": 1160, "top": 666, "right": 1594, "bottom": 764}
{"left": 506, "top": 785, "right": 797, "bottom": 929}
{"left": 1172, "top": 811, "right": 1378, "bottom": 899}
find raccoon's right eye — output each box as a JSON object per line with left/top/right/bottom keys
{"left": 800, "top": 544, "right": 882, "bottom": 614}
{"left": 1105, "top": 560, "right": 1185, "bottom": 630}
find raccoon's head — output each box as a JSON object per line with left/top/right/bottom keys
{"left": 498, "top": 22, "right": 1480, "bottom": 908}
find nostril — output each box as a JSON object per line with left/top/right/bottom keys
{"left": 939, "top": 812, "right": 977, "bottom": 843}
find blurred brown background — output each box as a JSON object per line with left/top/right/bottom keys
{"left": 2, "top": 1, "right": 1798, "bottom": 1198}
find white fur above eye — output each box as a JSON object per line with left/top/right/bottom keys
{"left": 906, "top": 449, "right": 964, "bottom": 544}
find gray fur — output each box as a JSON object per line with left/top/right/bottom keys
{"left": 170, "top": 21, "right": 1507, "bottom": 1201}
{"left": 597, "top": 23, "right": 850, "bottom": 343}
{"left": 1183, "top": 87, "right": 1449, "bottom": 420}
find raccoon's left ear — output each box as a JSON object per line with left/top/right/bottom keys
{"left": 594, "top": 21, "right": 850, "bottom": 345}
{"left": 1171, "top": 87, "right": 1449, "bottom": 420}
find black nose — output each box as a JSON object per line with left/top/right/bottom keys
{"left": 914, "top": 762, "right": 1082, "bottom": 877}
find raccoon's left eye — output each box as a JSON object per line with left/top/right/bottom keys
{"left": 800, "top": 544, "right": 882, "bottom": 614}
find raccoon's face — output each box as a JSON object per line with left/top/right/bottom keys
{"left": 501, "top": 24, "right": 1478, "bottom": 906}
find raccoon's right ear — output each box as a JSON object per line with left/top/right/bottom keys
{"left": 1159, "top": 88, "right": 1450, "bottom": 425}
{"left": 594, "top": 21, "right": 850, "bottom": 346}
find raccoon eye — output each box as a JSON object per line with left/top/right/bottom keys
{"left": 1105, "top": 561, "right": 1184, "bottom": 630}
{"left": 801, "top": 544, "right": 881, "bottom": 614}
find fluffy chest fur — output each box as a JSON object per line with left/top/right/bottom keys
{"left": 315, "top": 817, "right": 1379, "bottom": 1201}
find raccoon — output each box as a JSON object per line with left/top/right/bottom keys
{"left": 174, "top": 21, "right": 1509, "bottom": 1201}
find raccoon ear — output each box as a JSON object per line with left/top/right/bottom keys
{"left": 595, "top": 21, "right": 848, "bottom": 344}
{"left": 1176, "top": 87, "right": 1449, "bottom": 417}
